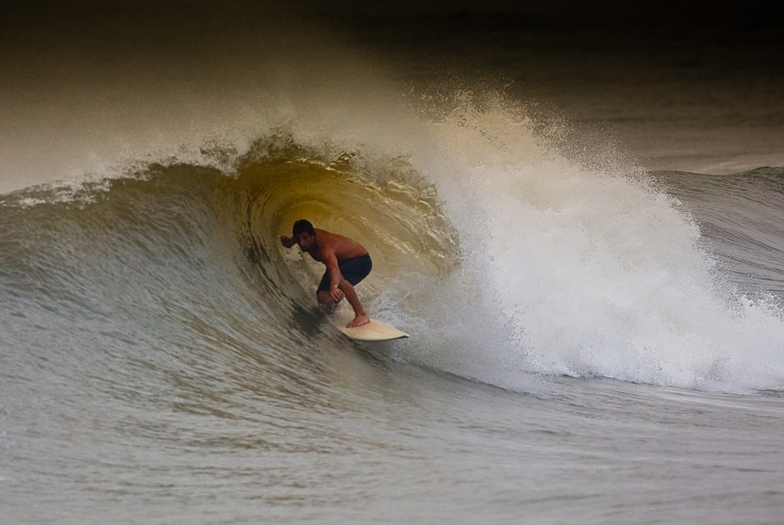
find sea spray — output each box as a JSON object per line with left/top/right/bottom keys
{"left": 396, "top": 94, "right": 784, "bottom": 392}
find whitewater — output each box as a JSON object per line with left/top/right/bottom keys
{"left": 2, "top": 1, "right": 784, "bottom": 523}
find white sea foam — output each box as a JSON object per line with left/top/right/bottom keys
{"left": 390, "top": 96, "right": 784, "bottom": 392}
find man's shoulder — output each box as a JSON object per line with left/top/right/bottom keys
{"left": 315, "top": 229, "right": 339, "bottom": 247}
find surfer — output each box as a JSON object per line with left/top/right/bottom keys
{"left": 281, "top": 220, "right": 372, "bottom": 328}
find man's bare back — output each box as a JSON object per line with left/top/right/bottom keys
{"left": 281, "top": 220, "right": 371, "bottom": 328}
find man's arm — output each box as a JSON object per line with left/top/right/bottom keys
{"left": 323, "top": 252, "right": 346, "bottom": 302}
{"left": 280, "top": 236, "right": 295, "bottom": 249}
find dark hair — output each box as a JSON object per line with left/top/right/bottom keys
{"left": 293, "top": 219, "right": 315, "bottom": 236}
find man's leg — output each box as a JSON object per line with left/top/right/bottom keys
{"left": 316, "top": 279, "right": 370, "bottom": 327}
{"left": 338, "top": 279, "right": 370, "bottom": 327}
{"left": 317, "top": 255, "right": 372, "bottom": 327}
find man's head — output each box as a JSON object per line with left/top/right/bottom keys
{"left": 293, "top": 219, "right": 315, "bottom": 237}
{"left": 292, "top": 219, "right": 316, "bottom": 249}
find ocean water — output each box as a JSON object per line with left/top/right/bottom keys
{"left": 2, "top": 1, "right": 784, "bottom": 523}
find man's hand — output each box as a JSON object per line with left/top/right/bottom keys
{"left": 280, "top": 236, "right": 295, "bottom": 249}
{"left": 330, "top": 286, "right": 345, "bottom": 303}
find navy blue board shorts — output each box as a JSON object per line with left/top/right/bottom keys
{"left": 317, "top": 254, "right": 372, "bottom": 293}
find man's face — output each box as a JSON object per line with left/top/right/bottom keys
{"left": 295, "top": 232, "right": 315, "bottom": 250}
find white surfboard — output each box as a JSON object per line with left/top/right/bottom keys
{"left": 328, "top": 306, "right": 409, "bottom": 341}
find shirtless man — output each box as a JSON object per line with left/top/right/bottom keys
{"left": 281, "top": 219, "right": 372, "bottom": 327}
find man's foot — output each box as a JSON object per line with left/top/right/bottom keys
{"left": 346, "top": 312, "right": 370, "bottom": 328}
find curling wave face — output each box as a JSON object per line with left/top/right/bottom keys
{"left": 0, "top": 134, "right": 460, "bottom": 406}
